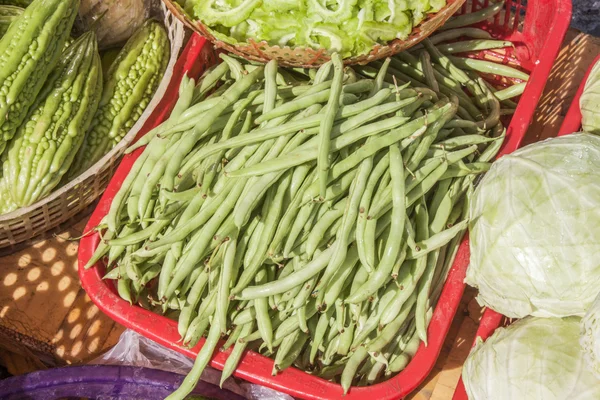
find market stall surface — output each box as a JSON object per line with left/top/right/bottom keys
{"left": 0, "top": 28, "right": 598, "bottom": 400}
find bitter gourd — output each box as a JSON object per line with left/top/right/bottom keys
{"left": 0, "top": 6, "right": 23, "bottom": 38}
{"left": 69, "top": 19, "right": 169, "bottom": 177}
{"left": 0, "top": 0, "right": 79, "bottom": 156}
{"left": 0, "top": 172, "right": 16, "bottom": 215}
{"left": 0, "top": 0, "right": 31, "bottom": 7}
{"left": 2, "top": 31, "right": 102, "bottom": 207}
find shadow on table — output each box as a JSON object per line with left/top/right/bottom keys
{"left": 0, "top": 216, "right": 123, "bottom": 375}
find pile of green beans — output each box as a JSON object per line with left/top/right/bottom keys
{"left": 86, "top": 31, "right": 527, "bottom": 399}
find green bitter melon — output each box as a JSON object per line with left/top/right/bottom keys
{"left": 0, "top": 0, "right": 79, "bottom": 156}
{"left": 0, "top": 5, "right": 24, "bottom": 38}
{"left": 2, "top": 31, "right": 102, "bottom": 207}
{"left": 69, "top": 19, "right": 170, "bottom": 178}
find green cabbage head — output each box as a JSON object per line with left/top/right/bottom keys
{"left": 581, "top": 292, "right": 600, "bottom": 379}
{"left": 467, "top": 133, "right": 600, "bottom": 318}
{"left": 581, "top": 60, "right": 600, "bottom": 135}
{"left": 463, "top": 317, "right": 600, "bottom": 400}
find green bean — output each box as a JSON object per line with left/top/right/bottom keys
{"left": 178, "top": 269, "right": 209, "bottom": 338}
{"left": 269, "top": 169, "right": 317, "bottom": 258}
{"left": 314, "top": 60, "right": 332, "bottom": 84}
{"left": 429, "top": 27, "right": 493, "bottom": 45}
{"left": 408, "top": 219, "right": 468, "bottom": 259}
{"left": 380, "top": 201, "right": 428, "bottom": 325}
{"left": 219, "top": 319, "right": 255, "bottom": 387}
{"left": 318, "top": 53, "right": 344, "bottom": 199}
{"left": 273, "top": 330, "right": 309, "bottom": 375}
{"left": 194, "top": 61, "right": 230, "bottom": 102}
{"left": 415, "top": 250, "right": 439, "bottom": 344}
{"left": 310, "top": 306, "right": 335, "bottom": 363}
{"left": 356, "top": 154, "right": 390, "bottom": 272}
{"left": 367, "top": 291, "right": 417, "bottom": 354}
{"left": 494, "top": 82, "right": 526, "bottom": 100}
{"left": 441, "top": 162, "right": 490, "bottom": 179}
{"left": 440, "top": 2, "right": 504, "bottom": 31}
{"left": 127, "top": 75, "right": 197, "bottom": 154}
{"left": 254, "top": 267, "right": 274, "bottom": 352}
{"left": 344, "top": 144, "right": 404, "bottom": 304}
{"left": 420, "top": 50, "right": 439, "bottom": 93}
{"left": 438, "top": 39, "right": 513, "bottom": 54}
{"left": 341, "top": 345, "right": 368, "bottom": 394}
{"left": 322, "top": 247, "right": 360, "bottom": 309}
{"left": 182, "top": 316, "right": 210, "bottom": 349}
{"left": 318, "top": 156, "right": 371, "bottom": 291}
{"left": 305, "top": 198, "right": 346, "bottom": 257}
{"left": 448, "top": 55, "right": 529, "bottom": 81}
{"left": 370, "top": 58, "right": 391, "bottom": 96}
{"left": 216, "top": 238, "right": 236, "bottom": 334}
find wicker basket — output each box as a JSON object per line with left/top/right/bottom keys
{"left": 162, "top": 0, "right": 465, "bottom": 67}
{"left": 0, "top": 1, "right": 185, "bottom": 252}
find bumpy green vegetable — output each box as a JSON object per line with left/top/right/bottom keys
{"left": 2, "top": 31, "right": 102, "bottom": 207}
{"left": 0, "top": 0, "right": 79, "bottom": 156}
{"left": 0, "top": 173, "right": 15, "bottom": 215}
{"left": 0, "top": 0, "right": 31, "bottom": 7}
{"left": 69, "top": 19, "right": 170, "bottom": 177}
{"left": 0, "top": 5, "right": 23, "bottom": 38}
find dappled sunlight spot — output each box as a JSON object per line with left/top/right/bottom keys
{"left": 50, "top": 260, "right": 65, "bottom": 276}
{"left": 63, "top": 290, "right": 77, "bottom": 307}
{"left": 36, "top": 281, "right": 49, "bottom": 291}
{"left": 58, "top": 276, "right": 71, "bottom": 291}
{"left": 71, "top": 259, "right": 79, "bottom": 272}
{"left": 69, "top": 323, "right": 83, "bottom": 340}
{"left": 33, "top": 241, "right": 45, "bottom": 249}
{"left": 87, "top": 319, "right": 102, "bottom": 336}
{"left": 67, "top": 308, "right": 81, "bottom": 323}
{"left": 71, "top": 340, "right": 83, "bottom": 357}
{"left": 86, "top": 305, "right": 99, "bottom": 319}
{"left": 17, "top": 254, "right": 31, "bottom": 268}
{"left": 53, "top": 328, "right": 64, "bottom": 342}
{"left": 27, "top": 267, "right": 41, "bottom": 282}
{"left": 0, "top": 306, "right": 8, "bottom": 317}
{"left": 42, "top": 247, "right": 56, "bottom": 262}
{"left": 65, "top": 242, "right": 78, "bottom": 257}
{"left": 3, "top": 272, "right": 17, "bottom": 286}
{"left": 87, "top": 337, "right": 100, "bottom": 353}
{"left": 13, "top": 286, "right": 27, "bottom": 300}
{"left": 56, "top": 345, "right": 66, "bottom": 358}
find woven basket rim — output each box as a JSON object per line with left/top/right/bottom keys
{"left": 162, "top": 0, "right": 466, "bottom": 67}
{"left": 0, "top": 1, "right": 185, "bottom": 224}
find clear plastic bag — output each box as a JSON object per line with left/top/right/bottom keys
{"left": 90, "top": 329, "right": 293, "bottom": 400}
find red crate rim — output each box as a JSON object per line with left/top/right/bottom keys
{"left": 79, "top": 1, "right": 573, "bottom": 397}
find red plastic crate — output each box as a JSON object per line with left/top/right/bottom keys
{"left": 452, "top": 49, "right": 598, "bottom": 400}
{"left": 78, "top": 1, "right": 572, "bottom": 398}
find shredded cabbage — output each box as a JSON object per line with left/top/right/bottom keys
{"left": 467, "top": 134, "right": 600, "bottom": 318}
{"left": 463, "top": 317, "right": 600, "bottom": 400}
{"left": 187, "top": 0, "right": 444, "bottom": 57}
{"left": 581, "top": 292, "right": 600, "bottom": 379}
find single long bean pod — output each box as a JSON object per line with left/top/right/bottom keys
{"left": 318, "top": 53, "right": 344, "bottom": 199}
{"left": 345, "top": 144, "right": 405, "bottom": 304}
{"left": 166, "top": 316, "right": 221, "bottom": 400}
{"left": 440, "top": 1, "right": 504, "bottom": 31}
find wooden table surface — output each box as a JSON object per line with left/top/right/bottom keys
{"left": 0, "top": 29, "right": 599, "bottom": 399}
